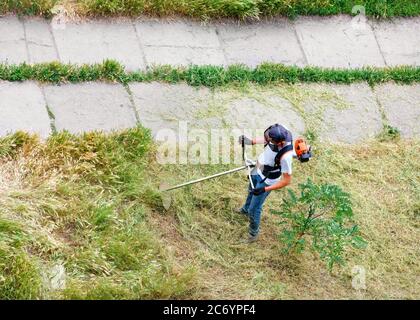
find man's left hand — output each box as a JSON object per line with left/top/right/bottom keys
{"left": 251, "top": 187, "right": 265, "bottom": 195}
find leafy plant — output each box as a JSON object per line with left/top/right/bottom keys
{"left": 273, "top": 179, "right": 367, "bottom": 270}
{"left": 377, "top": 124, "right": 401, "bottom": 142}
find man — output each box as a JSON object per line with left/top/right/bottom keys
{"left": 238, "top": 123, "right": 295, "bottom": 243}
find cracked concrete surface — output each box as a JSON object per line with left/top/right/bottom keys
{"left": 294, "top": 16, "right": 386, "bottom": 68}
{"left": 1, "top": 81, "right": 419, "bottom": 142}
{"left": 43, "top": 83, "right": 138, "bottom": 134}
{"left": 23, "top": 17, "right": 58, "bottom": 63}
{"left": 301, "top": 83, "right": 383, "bottom": 143}
{"left": 129, "top": 82, "right": 213, "bottom": 133}
{"left": 1, "top": 15, "right": 419, "bottom": 68}
{"left": 0, "top": 16, "right": 28, "bottom": 64}
{"left": 51, "top": 20, "right": 145, "bottom": 70}
{"left": 0, "top": 15, "right": 418, "bottom": 142}
{"left": 371, "top": 18, "right": 420, "bottom": 66}
{"left": 0, "top": 81, "right": 51, "bottom": 137}
{"left": 217, "top": 19, "right": 306, "bottom": 67}
{"left": 374, "top": 84, "right": 420, "bottom": 137}
{"left": 135, "top": 19, "right": 226, "bottom": 66}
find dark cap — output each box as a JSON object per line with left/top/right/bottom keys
{"left": 265, "top": 124, "right": 292, "bottom": 143}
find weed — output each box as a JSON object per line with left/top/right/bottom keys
{"left": 377, "top": 124, "right": 401, "bottom": 142}
{"left": 273, "top": 179, "right": 367, "bottom": 270}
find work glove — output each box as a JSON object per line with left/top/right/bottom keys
{"left": 251, "top": 187, "right": 266, "bottom": 195}
{"left": 238, "top": 135, "right": 253, "bottom": 145}
{"left": 245, "top": 158, "right": 256, "bottom": 168}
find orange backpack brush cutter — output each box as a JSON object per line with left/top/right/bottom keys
{"left": 294, "top": 138, "right": 312, "bottom": 163}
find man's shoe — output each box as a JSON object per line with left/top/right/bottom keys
{"left": 238, "top": 234, "right": 258, "bottom": 244}
{"left": 247, "top": 234, "right": 259, "bottom": 243}
{"left": 235, "top": 208, "right": 248, "bottom": 216}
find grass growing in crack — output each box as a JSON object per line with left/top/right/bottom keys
{"left": 1, "top": 62, "right": 420, "bottom": 86}
{"left": 3, "top": 0, "right": 420, "bottom": 18}
{"left": 377, "top": 124, "right": 401, "bottom": 142}
{"left": 0, "top": 127, "right": 419, "bottom": 299}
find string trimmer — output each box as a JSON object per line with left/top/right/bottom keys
{"left": 161, "top": 141, "right": 255, "bottom": 192}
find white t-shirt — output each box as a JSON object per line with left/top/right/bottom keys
{"left": 256, "top": 142, "right": 293, "bottom": 186}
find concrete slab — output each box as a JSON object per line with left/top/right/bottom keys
{"left": 43, "top": 83, "right": 138, "bottom": 134}
{"left": 52, "top": 20, "right": 144, "bottom": 71}
{"left": 129, "top": 82, "right": 212, "bottom": 136}
{"left": 223, "top": 96, "right": 305, "bottom": 135}
{"left": 135, "top": 20, "right": 220, "bottom": 48}
{"left": 372, "top": 18, "right": 420, "bottom": 66}
{"left": 23, "top": 18, "right": 58, "bottom": 63}
{"left": 295, "top": 15, "right": 385, "bottom": 68}
{"left": 0, "top": 16, "right": 28, "bottom": 64}
{"left": 302, "top": 83, "right": 383, "bottom": 143}
{"left": 136, "top": 20, "right": 226, "bottom": 66}
{"left": 375, "top": 84, "right": 420, "bottom": 137}
{"left": 0, "top": 81, "right": 51, "bottom": 137}
{"left": 143, "top": 46, "right": 225, "bottom": 66}
{"left": 217, "top": 20, "right": 306, "bottom": 67}
{"left": 129, "top": 81, "right": 390, "bottom": 144}
{"left": 129, "top": 82, "right": 305, "bottom": 137}
{"left": 1, "top": 15, "right": 419, "bottom": 69}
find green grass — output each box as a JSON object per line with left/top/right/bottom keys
{"left": 1, "top": 61, "right": 420, "bottom": 87}
{"left": 377, "top": 124, "right": 401, "bottom": 142}
{"left": 0, "top": 126, "right": 419, "bottom": 299}
{"left": 3, "top": 0, "right": 420, "bottom": 18}
{"left": 0, "top": 0, "right": 58, "bottom": 16}
{"left": 0, "top": 129, "right": 194, "bottom": 299}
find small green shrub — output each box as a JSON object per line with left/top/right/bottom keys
{"left": 274, "top": 179, "right": 367, "bottom": 270}
{"left": 377, "top": 124, "right": 401, "bottom": 142}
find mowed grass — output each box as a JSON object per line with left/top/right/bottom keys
{"left": 2, "top": 0, "right": 420, "bottom": 18}
{"left": 0, "top": 127, "right": 418, "bottom": 299}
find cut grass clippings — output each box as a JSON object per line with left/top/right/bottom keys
{"left": 2, "top": 0, "right": 420, "bottom": 19}
{"left": 0, "top": 127, "right": 419, "bottom": 299}
{"left": 1, "top": 61, "right": 420, "bottom": 87}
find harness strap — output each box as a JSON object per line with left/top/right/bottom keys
{"left": 261, "top": 143, "right": 293, "bottom": 180}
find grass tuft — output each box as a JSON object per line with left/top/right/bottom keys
{"left": 377, "top": 124, "right": 401, "bottom": 142}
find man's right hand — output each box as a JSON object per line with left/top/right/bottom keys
{"left": 238, "top": 135, "right": 253, "bottom": 145}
